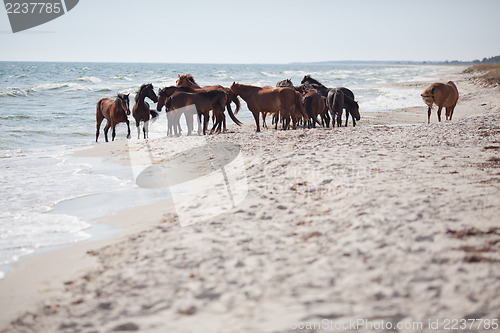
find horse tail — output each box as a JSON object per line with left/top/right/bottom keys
{"left": 96, "top": 99, "right": 104, "bottom": 142}
{"left": 304, "top": 96, "right": 314, "bottom": 120}
{"left": 228, "top": 90, "right": 241, "bottom": 115}
{"left": 225, "top": 93, "right": 242, "bottom": 126}
{"left": 149, "top": 110, "right": 159, "bottom": 125}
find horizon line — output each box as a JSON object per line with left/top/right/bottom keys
{"left": 0, "top": 59, "right": 476, "bottom": 65}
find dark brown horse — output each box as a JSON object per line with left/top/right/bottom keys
{"left": 165, "top": 89, "right": 228, "bottom": 135}
{"left": 303, "top": 91, "right": 327, "bottom": 128}
{"left": 229, "top": 82, "right": 307, "bottom": 132}
{"left": 327, "top": 89, "right": 344, "bottom": 127}
{"left": 176, "top": 74, "right": 242, "bottom": 131}
{"left": 421, "top": 81, "right": 459, "bottom": 123}
{"left": 157, "top": 86, "right": 197, "bottom": 136}
{"left": 132, "top": 83, "right": 158, "bottom": 139}
{"left": 327, "top": 89, "right": 361, "bottom": 127}
{"left": 96, "top": 93, "right": 131, "bottom": 142}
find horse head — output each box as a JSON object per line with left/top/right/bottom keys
{"left": 351, "top": 101, "right": 361, "bottom": 121}
{"left": 176, "top": 74, "right": 197, "bottom": 88}
{"left": 229, "top": 82, "right": 239, "bottom": 95}
{"left": 157, "top": 88, "right": 167, "bottom": 111}
{"left": 276, "top": 79, "right": 294, "bottom": 88}
{"left": 137, "top": 83, "right": 158, "bottom": 104}
{"left": 301, "top": 75, "right": 311, "bottom": 85}
{"left": 145, "top": 83, "right": 158, "bottom": 103}
{"left": 117, "top": 93, "right": 131, "bottom": 115}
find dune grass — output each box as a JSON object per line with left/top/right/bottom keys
{"left": 464, "top": 64, "right": 500, "bottom": 86}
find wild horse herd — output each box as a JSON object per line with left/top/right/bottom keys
{"left": 95, "top": 74, "right": 458, "bottom": 142}
{"left": 95, "top": 74, "right": 360, "bottom": 142}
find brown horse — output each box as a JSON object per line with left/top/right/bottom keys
{"left": 165, "top": 89, "right": 228, "bottom": 135}
{"left": 96, "top": 93, "right": 131, "bottom": 142}
{"left": 327, "top": 89, "right": 345, "bottom": 127}
{"left": 158, "top": 86, "right": 198, "bottom": 136}
{"left": 176, "top": 74, "right": 242, "bottom": 131}
{"left": 303, "top": 91, "right": 327, "bottom": 128}
{"left": 229, "top": 82, "right": 307, "bottom": 132}
{"left": 132, "top": 83, "right": 158, "bottom": 139}
{"left": 421, "top": 81, "right": 459, "bottom": 123}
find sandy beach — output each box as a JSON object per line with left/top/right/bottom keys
{"left": 1, "top": 68, "right": 500, "bottom": 332}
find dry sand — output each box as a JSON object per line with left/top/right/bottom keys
{"left": 1, "top": 69, "right": 500, "bottom": 333}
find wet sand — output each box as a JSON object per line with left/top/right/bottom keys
{"left": 1, "top": 69, "right": 500, "bottom": 333}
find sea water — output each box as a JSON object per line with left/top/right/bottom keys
{"left": 0, "top": 61, "right": 464, "bottom": 278}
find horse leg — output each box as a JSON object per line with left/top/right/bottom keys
{"left": 136, "top": 120, "right": 141, "bottom": 139}
{"left": 111, "top": 123, "right": 116, "bottom": 142}
{"left": 262, "top": 112, "right": 268, "bottom": 129}
{"left": 96, "top": 115, "right": 104, "bottom": 142}
{"left": 449, "top": 104, "right": 456, "bottom": 120}
{"left": 345, "top": 109, "right": 349, "bottom": 127}
{"left": 203, "top": 112, "right": 209, "bottom": 135}
{"left": 252, "top": 111, "right": 261, "bottom": 132}
{"left": 126, "top": 119, "right": 131, "bottom": 139}
{"left": 352, "top": 112, "right": 356, "bottom": 127}
{"left": 427, "top": 106, "right": 432, "bottom": 124}
{"left": 166, "top": 112, "right": 172, "bottom": 136}
{"left": 144, "top": 120, "right": 149, "bottom": 139}
{"left": 437, "top": 106, "right": 443, "bottom": 122}
{"left": 104, "top": 121, "right": 111, "bottom": 142}
{"left": 186, "top": 113, "right": 193, "bottom": 136}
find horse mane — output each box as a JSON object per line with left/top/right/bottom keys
{"left": 117, "top": 93, "right": 128, "bottom": 101}
{"left": 135, "top": 83, "right": 153, "bottom": 102}
{"left": 302, "top": 75, "right": 326, "bottom": 88}
{"left": 179, "top": 74, "right": 198, "bottom": 85}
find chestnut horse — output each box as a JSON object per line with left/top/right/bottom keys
{"left": 421, "top": 81, "right": 459, "bottom": 123}
{"left": 229, "top": 82, "right": 307, "bottom": 132}
{"left": 157, "top": 86, "right": 197, "bottom": 136}
{"left": 96, "top": 93, "right": 131, "bottom": 142}
{"left": 176, "top": 74, "right": 242, "bottom": 131}
{"left": 165, "top": 89, "right": 228, "bottom": 135}
{"left": 276, "top": 79, "right": 326, "bottom": 128}
{"left": 132, "top": 83, "right": 159, "bottom": 139}
{"left": 303, "top": 91, "right": 327, "bottom": 128}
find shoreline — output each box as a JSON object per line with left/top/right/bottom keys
{"left": 1, "top": 69, "right": 500, "bottom": 332}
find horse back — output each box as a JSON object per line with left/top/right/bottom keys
{"left": 96, "top": 97, "right": 114, "bottom": 119}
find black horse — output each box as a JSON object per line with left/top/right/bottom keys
{"left": 301, "top": 75, "right": 360, "bottom": 127}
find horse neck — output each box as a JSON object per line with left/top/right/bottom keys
{"left": 114, "top": 99, "right": 127, "bottom": 117}
{"left": 136, "top": 89, "right": 148, "bottom": 103}
{"left": 233, "top": 84, "right": 260, "bottom": 99}
{"left": 343, "top": 95, "right": 355, "bottom": 107}
{"left": 180, "top": 78, "right": 201, "bottom": 89}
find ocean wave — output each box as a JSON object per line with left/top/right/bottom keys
{"left": 108, "top": 74, "right": 136, "bottom": 81}
{"left": 75, "top": 76, "right": 102, "bottom": 83}
{"left": 0, "top": 88, "right": 29, "bottom": 97}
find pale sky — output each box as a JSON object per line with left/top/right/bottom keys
{"left": 1, "top": 0, "right": 499, "bottom": 63}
